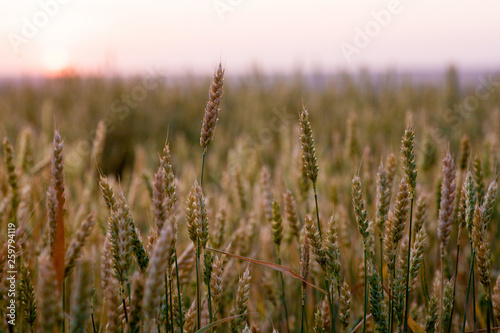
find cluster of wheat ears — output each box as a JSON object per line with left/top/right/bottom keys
{"left": 0, "top": 64, "right": 499, "bottom": 333}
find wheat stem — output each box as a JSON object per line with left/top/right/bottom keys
{"left": 388, "top": 250, "right": 397, "bottom": 332}
{"left": 174, "top": 248, "right": 184, "bottom": 333}
{"left": 489, "top": 285, "right": 496, "bottom": 328}
{"left": 363, "top": 247, "right": 368, "bottom": 333}
{"left": 324, "top": 275, "right": 336, "bottom": 333}
{"left": 472, "top": 244, "right": 477, "bottom": 333}
{"left": 277, "top": 255, "right": 290, "bottom": 332}
{"left": 313, "top": 182, "right": 323, "bottom": 240}
{"left": 462, "top": 249, "right": 475, "bottom": 332}
{"left": 380, "top": 237, "right": 384, "bottom": 288}
{"left": 201, "top": 151, "right": 206, "bottom": 187}
{"left": 440, "top": 256, "right": 444, "bottom": 333}
{"left": 448, "top": 240, "right": 461, "bottom": 333}
{"left": 195, "top": 241, "right": 201, "bottom": 330}
{"left": 403, "top": 196, "right": 414, "bottom": 332}
{"left": 206, "top": 253, "right": 213, "bottom": 324}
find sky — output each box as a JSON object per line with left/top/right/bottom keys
{"left": 0, "top": 0, "right": 499, "bottom": 77}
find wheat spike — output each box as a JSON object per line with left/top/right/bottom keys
{"left": 437, "top": 150, "right": 456, "bottom": 257}
{"left": 210, "top": 254, "right": 224, "bottom": 318}
{"left": 70, "top": 258, "right": 92, "bottom": 333}
{"left": 200, "top": 63, "right": 225, "bottom": 152}
{"left": 284, "top": 189, "right": 300, "bottom": 242}
{"left": 105, "top": 276, "right": 121, "bottom": 333}
{"left": 271, "top": 198, "right": 283, "bottom": 249}
{"left": 401, "top": 124, "right": 417, "bottom": 192}
{"left": 153, "top": 163, "right": 168, "bottom": 232}
{"left": 375, "top": 161, "right": 391, "bottom": 236}
{"left": 472, "top": 204, "right": 491, "bottom": 294}
{"left": 65, "top": 212, "right": 96, "bottom": 278}
{"left": 492, "top": 275, "right": 500, "bottom": 324}
{"left": 128, "top": 271, "right": 145, "bottom": 333}
{"left": 260, "top": 166, "right": 273, "bottom": 223}
{"left": 459, "top": 134, "right": 471, "bottom": 172}
{"left": 368, "top": 264, "right": 388, "bottom": 332}
{"left": 413, "top": 193, "right": 427, "bottom": 234}
{"left": 212, "top": 205, "right": 226, "bottom": 249}
{"left": 38, "top": 250, "right": 62, "bottom": 332}
{"left": 183, "top": 300, "right": 197, "bottom": 333}
{"left": 473, "top": 155, "right": 485, "bottom": 203}
{"left": 325, "top": 215, "right": 341, "bottom": 283}
{"left": 313, "top": 308, "right": 325, "bottom": 333}
{"left": 143, "top": 223, "right": 173, "bottom": 319}
{"left": 19, "top": 264, "right": 37, "bottom": 328}
{"left": 481, "top": 179, "right": 498, "bottom": 231}
{"left": 305, "top": 213, "right": 326, "bottom": 269}
{"left": 299, "top": 107, "right": 319, "bottom": 183}
{"left": 3, "top": 137, "right": 20, "bottom": 213}
{"left": 231, "top": 266, "right": 252, "bottom": 332}
{"left": 339, "top": 280, "right": 351, "bottom": 332}
{"left": 352, "top": 175, "right": 369, "bottom": 241}
{"left": 91, "top": 120, "right": 107, "bottom": 166}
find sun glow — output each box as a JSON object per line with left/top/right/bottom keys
{"left": 42, "top": 45, "right": 68, "bottom": 72}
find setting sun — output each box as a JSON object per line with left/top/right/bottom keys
{"left": 42, "top": 45, "right": 68, "bottom": 72}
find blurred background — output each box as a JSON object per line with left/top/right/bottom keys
{"left": 0, "top": 0, "right": 499, "bottom": 178}
{"left": 1, "top": 0, "right": 500, "bottom": 76}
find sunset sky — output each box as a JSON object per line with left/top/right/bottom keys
{"left": 1, "top": 0, "right": 499, "bottom": 77}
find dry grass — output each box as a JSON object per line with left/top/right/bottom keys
{"left": 0, "top": 65, "right": 500, "bottom": 332}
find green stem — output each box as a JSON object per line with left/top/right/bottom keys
{"left": 403, "top": 196, "right": 414, "bottom": 333}
{"left": 421, "top": 259, "right": 430, "bottom": 308}
{"left": 448, "top": 241, "right": 461, "bottom": 333}
{"left": 299, "top": 244, "right": 306, "bottom": 333}
{"left": 169, "top": 273, "right": 174, "bottom": 333}
{"left": 91, "top": 312, "right": 96, "bottom": 333}
{"left": 201, "top": 151, "right": 206, "bottom": 186}
{"left": 472, "top": 245, "right": 477, "bottom": 333}
{"left": 323, "top": 275, "right": 336, "bottom": 333}
{"left": 312, "top": 182, "right": 323, "bottom": 240}
{"left": 388, "top": 251, "right": 397, "bottom": 333}
{"left": 380, "top": 237, "right": 384, "bottom": 288}
{"left": 174, "top": 249, "right": 184, "bottom": 333}
{"left": 489, "top": 285, "right": 496, "bottom": 328}
{"left": 487, "top": 297, "right": 491, "bottom": 333}
{"left": 195, "top": 243, "right": 201, "bottom": 330}
{"left": 277, "top": 255, "right": 290, "bottom": 332}
{"left": 122, "top": 297, "right": 129, "bottom": 323}
{"left": 363, "top": 247, "right": 368, "bottom": 333}
{"left": 440, "top": 256, "right": 444, "bottom": 333}
{"left": 462, "top": 250, "right": 475, "bottom": 333}
{"left": 205, "top": 253, "right": 213, "bottom": 325}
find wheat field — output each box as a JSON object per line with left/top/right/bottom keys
{"left": 1, "top": 65, "right": 500, "bottom": 333}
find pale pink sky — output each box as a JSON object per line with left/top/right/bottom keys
{"left": 1, "top": 0, "right": 499, "bottom": 77}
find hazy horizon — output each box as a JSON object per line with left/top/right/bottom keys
{"left": 1, "top": 1, "right": 499, "bottom": 77}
